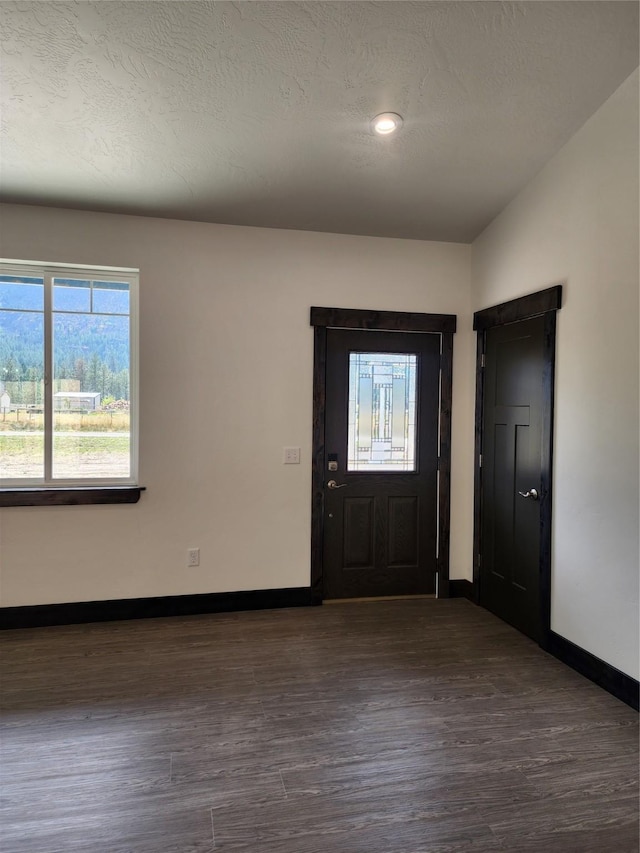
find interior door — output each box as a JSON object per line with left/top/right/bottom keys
{"left": 322, "top": 329, "right": 440, "bottom": 599}
{"left": 480, "top": 315, "right": 545, "bottom": 640}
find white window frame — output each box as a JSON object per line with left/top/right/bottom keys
{"left": 0, "top": 259, "right": 139, "bottom": 488}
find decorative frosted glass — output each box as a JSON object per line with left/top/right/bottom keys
{"left": 348, "top": 352, "right": 417, "bottom": 471}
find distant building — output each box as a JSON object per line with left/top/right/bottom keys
{"left": 54, "top": 391, "right": 101, "bottom": 411}
{"left": 0, "top": 391, "right": 10, "bottom": 413}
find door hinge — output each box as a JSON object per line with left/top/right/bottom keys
{"left": 477, "top": 553, "right": 482, "bottom": 568}
{"left": 479, "top": 454, "right": 483, "bottom": 468}
{"left": 480, "top": 353, "right": 485, "bottom": 368}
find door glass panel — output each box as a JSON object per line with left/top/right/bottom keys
{"left": 347, "top": 352, "right": 417, "bottom": 471}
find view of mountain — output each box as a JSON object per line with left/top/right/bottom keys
{"left": 1, "top": 277, "right": 131, "bottom": 402}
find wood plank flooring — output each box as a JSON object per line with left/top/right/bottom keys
{"left": 1, "top": 599, "right": 637, "bottom": 852}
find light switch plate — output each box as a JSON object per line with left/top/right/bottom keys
{"left": 283, "top": 446, "right": 301, "bottom": 464}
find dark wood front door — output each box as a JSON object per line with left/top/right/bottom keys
{"left": 480, "top": 315, "right": 546, "bottom": 640}
{"left": 322, "top": 329, "right": 440, "bottom": 599}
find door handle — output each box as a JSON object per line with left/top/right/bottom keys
{"left": 327, "top": 480, "right": 348, "bottom": 490}
{"left": 518, "top": 488, "right": 539, "bottom": 500}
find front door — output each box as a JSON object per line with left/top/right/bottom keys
{"left": 480, "top": 315, "right": 545, "bottom": 640}
{"left": 322, "top": 329, "right": 440, "bottom": 599}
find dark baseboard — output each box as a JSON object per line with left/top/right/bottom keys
{"left": 449, "top": 579, "right": 477, "bottom": 602}
{"left": 547, "top": 631, "right": 639, "bottom": 711}
{"left": 0, "top": 587, "right": 314, "bottom": 630}
{"left": 465, "top": 589, "right": 637, "bottom": 711}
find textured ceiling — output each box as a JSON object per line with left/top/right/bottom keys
{"left": 1, "top": 1, "right": 638, "bottom": 242}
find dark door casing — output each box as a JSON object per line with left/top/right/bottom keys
{"left": 310, "top": 306, "right": 457, "bottom": 604}
{"left": 473, "top": 284, "right": 562, "bottom": 646}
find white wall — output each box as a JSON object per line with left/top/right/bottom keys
{"left": 472, "top": 70, "right": 639, "bottom": 679}
{"left": 0, "top": 207, "right": 474, "bottom": 606}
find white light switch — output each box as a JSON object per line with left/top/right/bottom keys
{"left": 283, "top": 446, "right": 301, "bottom": 464}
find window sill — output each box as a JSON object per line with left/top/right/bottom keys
{"left": 0, "top": 487, "right": 145, "bottom": 507}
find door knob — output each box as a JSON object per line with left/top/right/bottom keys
{"left": 518, "top": 488, "right": 539, "bottom": 500}
{"left": 327, "top": 480, "right": 347, "bottom": 490}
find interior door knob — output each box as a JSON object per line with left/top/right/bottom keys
{"left": 327, "top": 480, "right": 347, "bottom": 490}
{"left": 518, "top": 488, "right": 539, "bottom": 500}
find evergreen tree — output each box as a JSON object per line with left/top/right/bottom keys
{"left": 88, "top": 353, "right": 100, "bottom": 393}
{"left": 4, "top": 355, "right": 18, "bottom": 381}
{"left": 74, "top": 358, "right": 87, "bottom": 391}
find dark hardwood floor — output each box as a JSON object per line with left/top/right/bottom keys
{"left": 1, "top": 599, "right": 637, "bottom": 852}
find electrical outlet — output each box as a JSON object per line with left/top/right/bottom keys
{"left": 187, "top": 548, "right": 200, "bottom": 567}
{"left": 283, "top": 446, "right": 301, "bottom": 464}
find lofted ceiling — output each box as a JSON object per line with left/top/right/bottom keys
{"left": 0, "top": 1, "right": 638, "bottom": 243}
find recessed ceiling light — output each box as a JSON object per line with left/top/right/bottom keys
{"left": 371, "top": 112, "right": 404, "bottom": 136}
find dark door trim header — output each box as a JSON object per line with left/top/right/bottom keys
{"left": 310, "top": 307, "right": 456, "bottom": 604}
{"left": 311, "top": 306, "right": 457, "bottom": 334}
{"left": 473, "top": 285, "right": 562, "bottom": 331}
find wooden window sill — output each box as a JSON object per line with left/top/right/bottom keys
{"left": 0, "top": 487, "right": 145, "bottom": 507}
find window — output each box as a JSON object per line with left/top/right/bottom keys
{"left": 0, "top": 260, "right": 139, "bottom": 495}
